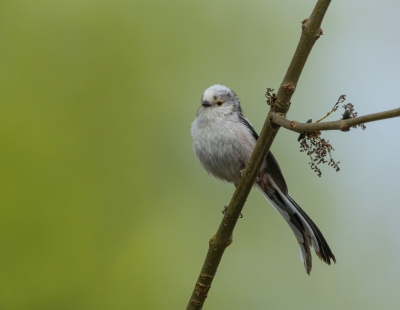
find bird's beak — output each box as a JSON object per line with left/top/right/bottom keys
{"left": 202, "top": 101, "right": 212, "bottom": 107}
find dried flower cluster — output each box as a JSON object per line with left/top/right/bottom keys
{"left": 296, "top": 94, "right": 366, "bottom": 176}
{"left": 265, "top": 88, "right": 276, "bottom": 106}
{"left": 299, "top": 129, "right": 340, "bottom": 177}
{"left": 343, "top": 103, "right": 367, "bottom": 130}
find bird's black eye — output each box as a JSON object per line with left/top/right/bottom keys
{"left": 216, "top": 100, "right": 223, "bottom": 106}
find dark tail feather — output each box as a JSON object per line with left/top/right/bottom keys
{"left": 257, "top": 180, "right": 335, "bottom": 274}
{"left": 287, "top": 196, "right": 336, "bottom": 265}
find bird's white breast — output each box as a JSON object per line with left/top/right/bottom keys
{"left": 191, "top": 112, "right": 256, "bottom": 184}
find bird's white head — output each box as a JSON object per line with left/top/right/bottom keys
{"left": 197, "top": 84, "right": 242, "bottom": 117}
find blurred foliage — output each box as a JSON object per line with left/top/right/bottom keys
{"left": 1, "top": 0, "right": 400, "bottom": 309}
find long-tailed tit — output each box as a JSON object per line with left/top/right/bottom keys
{"left": 191, "top": 84, "right": 336, "bottom": 274}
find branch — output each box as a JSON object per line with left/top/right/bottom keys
{"left": 186, "top": 1, "right": 331, "bottom": 309}
{"left": 271, "top": 107, "right": 400, "bottom": 133}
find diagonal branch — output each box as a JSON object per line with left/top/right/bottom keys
{"left": 186, "top": 1, "right": 332, "bottom": 309}
{"left": 271, "top": 107, "right": 400, "bottom": 133}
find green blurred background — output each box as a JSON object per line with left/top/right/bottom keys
{"left": 1, "top": 0, "right": 400, "bottom": 309}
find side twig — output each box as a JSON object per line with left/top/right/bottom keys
{"left": 271, "top": 107, "right": 400, "bottom": 133}
{"left": 315, "top": 95, "right": 346, "bottom": 123}
{"left": 186, "top": 1, "right": 331, "bottom": 309}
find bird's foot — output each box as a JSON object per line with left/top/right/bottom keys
{"left": 222, "top": 206, "right": 228, "bottom": 218}
{"left": 239, "top": 169, "right": 260, "bottom": 184}
{"left": 222, "top": 206, "right": 243, "bottom": 218}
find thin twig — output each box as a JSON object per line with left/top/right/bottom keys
{"left": 186, "top": 1, "right": 332, "bottom": 309}
{"left": 315, "top": 95, "right": 346, "bottom": 123}
{"left": 271, "top": 107, "right": 400, "bottom": 133}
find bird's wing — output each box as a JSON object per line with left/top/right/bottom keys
{"left": 238, "top": 114, "right": 259, "bottom": 141}
{"left": 238, "top": 114, "right": 288, "bottom": 195}
{"left": 265, "top": 152, "right": 288, "bottom": 196}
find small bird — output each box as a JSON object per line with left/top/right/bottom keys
{"left": 191, "top": 84, "right": 336, "bottom": 274}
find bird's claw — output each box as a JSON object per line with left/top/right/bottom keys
{"left": 240, "top": 169, "right": 260, "bottom": 184}
{"left": 222, "top": 206, "right": 243, "bottom": 218}
{"left": 222, "top": 206, "right": 228, "bottom": 218}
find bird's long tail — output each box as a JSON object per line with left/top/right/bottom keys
{"left": 256, "top": 178, "right": 336, "bottom": 274}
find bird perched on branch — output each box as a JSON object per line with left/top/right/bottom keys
{"left": 190, "top": 84, "right": 336, "bottom": 274}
